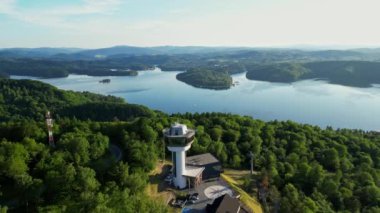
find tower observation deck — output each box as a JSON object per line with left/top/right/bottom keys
{"left": 163, "top": 123, "right": 195, "bottom": 146}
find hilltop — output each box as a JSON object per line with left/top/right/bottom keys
{"left": 0, "top": 79, "right": 379, "bottom": 212}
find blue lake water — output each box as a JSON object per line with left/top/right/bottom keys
{"left": 11, "top": 69, "right": 380, "bottom": 131}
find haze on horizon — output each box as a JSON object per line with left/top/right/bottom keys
{"left": 1, "top": 0, "right": 380, "bottom": 49}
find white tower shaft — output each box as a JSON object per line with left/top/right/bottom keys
{"left": 168, "top": 144, "right": 191, "bottom": 189}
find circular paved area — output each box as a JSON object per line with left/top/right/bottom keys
{"left": 204, "top": 185, "right": 233, "bottom": 199}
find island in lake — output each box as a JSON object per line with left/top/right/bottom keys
{"left": 176, "top": 68, "right": 232, "bottom": 90}
{"left": 99, "top": 79, "right": 111, "bottom": 83}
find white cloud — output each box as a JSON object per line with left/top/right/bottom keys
{"left": 0, "top": 0, "right": 123, "bottom": 29}
{"left": 0, "top": 0, "right": 16, "bottom": 13}
{"left": 118, "top": 0, "right": 380, "bottom": 47}
{"left": 45, "top": 0, "right": 123, "bottom": 16}
{"left": 2, "top": 0, "right": 380, "bottom": 47}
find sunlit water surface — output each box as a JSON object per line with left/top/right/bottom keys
{"left": 12, "top": 69, "right": 380, "bottom": 131}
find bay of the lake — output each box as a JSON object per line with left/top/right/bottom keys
{"left": 11, "top": 69, "right": 380, "bottom": 131}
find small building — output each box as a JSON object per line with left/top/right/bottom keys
{"left": 183, "top": 165, "right": 204, "bottom": 188}
{"left": 186, "top": 153, "right": 222, "bottom": 180}
{"left": 206, "top": 194, "right": 249, "bottom": 213}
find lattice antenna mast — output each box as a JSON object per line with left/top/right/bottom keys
{"left": 248, "top": 151, "right": 254, "bottom": 175}
{"left": 46, "top": 111, "right": 55, "bottom": 147}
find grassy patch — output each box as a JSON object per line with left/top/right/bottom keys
{"left": 221, "top": 172, "right": 263, "bottom": 213}
{"left": 146, "top": 162, "right": 180, "bottom": 213}
{"left": 223, "top": 169, "right": 252, "bottom": 185}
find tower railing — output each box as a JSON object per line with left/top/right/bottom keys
{"left": 163, "top": 129, "right": 195, "bottom": 146}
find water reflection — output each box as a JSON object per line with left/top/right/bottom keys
{"left": 11, "top": 69, "right": 380, "bottom": 131}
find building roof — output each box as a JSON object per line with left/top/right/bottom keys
{"left": 183, "top": 166, "right": 205, "bottom": 178}
{"left": 163, "top": 123, "right": 195, "bottom": 141}
{"left": 169, "top": 122, "right": 188, "bottom": 135}
{"left": 206, "top": 194, "right": 241, "bottom": 213}
{"left": 187, "top": 153, "right": 220, "bottom": 166}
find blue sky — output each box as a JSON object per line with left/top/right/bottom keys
{"left": 1, "top": 0, "right": 380, "bottom": 48}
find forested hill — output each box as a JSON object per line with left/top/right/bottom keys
{"left": 0, "top": 79, "right": 154, "bottom": 121}
{"left": 246, "top": 61, "right": 380, "bottom": 87}
{"left": 1, "top": 46, "right": 380, "bottom": 76}
{"left": 2, "top": 47, "right": 380, "bottom": 88}
{"left": 0, "top": 71, "right": 9, "bottom": 79}
{"left": 0, "top": 79, "right": 379, "bottom": 212}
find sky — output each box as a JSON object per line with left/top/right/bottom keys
{"left": 1, "top": 0, "right": 380, "bottom": 48}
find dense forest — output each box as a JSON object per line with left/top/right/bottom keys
{"left": 246, "top": 61, "right": 380, "bottom": 87}
{"left": 0, "top": 79, "right": 153, "bottom": 122}
{"left": 0, "top": 79, "right": 379, "bottom": 212}
{"left": 182, "top": 113, "right": 380, "bottom": 212}
{"left": 176, "top": 68, "right": 233, "bottom": 90}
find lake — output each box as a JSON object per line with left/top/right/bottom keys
{"left": 11, "top": 69, "right": 380, "bottom": 131}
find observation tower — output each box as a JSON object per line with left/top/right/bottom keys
{"left": 163, "top": 123, "right": 200, "bottom": 189}
{"left": 45, "top": 111, "right": 55, "bottom": 147}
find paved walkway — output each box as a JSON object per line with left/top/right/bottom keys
{"left": 204, "top": 185, "right": 233, "bottom": 199}
{"left": 183, "top": 178, "right": 236, "bottom": 212}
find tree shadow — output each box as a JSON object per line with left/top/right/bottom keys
{"left": 149, "top": 164, "right": 172, "bottom": 193}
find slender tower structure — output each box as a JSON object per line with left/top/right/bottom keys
{"left": 45, "top": 111, "right": 55, "bottom": 147}
{"left": 248, "top": 151, "right": 254, "bottom": 175}
{"left": 163, "top": 123, "right": 195, "bottom": 189}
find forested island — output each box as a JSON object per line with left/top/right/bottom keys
{"left": 0, "top": 78, "right": 379, "bottom": 212}
{"left": 176, "top": 68, "right": 233, "bottom": 90}
{"left": 246, "top": 63, "right": 310, "bottom": 83}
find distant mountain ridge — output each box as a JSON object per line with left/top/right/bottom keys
{"left": 0, "top": 47, "right": 84, "bottom": 58}
{"left": 3, "top": 45, "right": 380, "bottom": 60}
{"left": 0, "top": 45, "right": 251, "bottom": 59}
{"left": 55, "top": 46, "right": 252, "bottom": 59}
